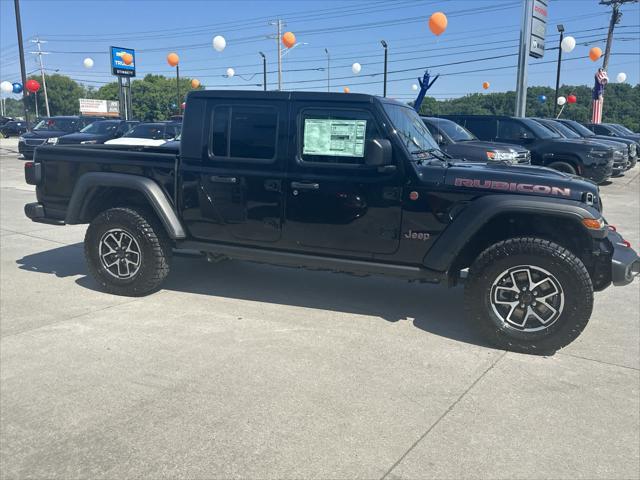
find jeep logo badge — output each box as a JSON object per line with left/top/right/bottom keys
{"left": 404, "top": 230, "right": 430, "bottom": 241}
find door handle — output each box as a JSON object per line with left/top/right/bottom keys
{"left": 210, "top": 175, "right": 237, "bottom": 184}
{"left": 291, "top": 181, "right": 319, "bottom": 190}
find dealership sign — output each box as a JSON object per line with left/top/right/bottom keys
{"left": 110, "top": 46, "right": 136, "bottom": 77}
{"left": 79, "top": 98, "right": 120, "bottom": 117}
{"left": 529, "top": 0, "right": 548, "bottom": 58}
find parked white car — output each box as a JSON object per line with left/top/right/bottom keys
{"left": 105, "top": 122, "right": 181, "bottom": 147}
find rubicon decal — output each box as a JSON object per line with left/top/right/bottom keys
{"left": 454, "top": 178, "right": 571, "bottom": 197}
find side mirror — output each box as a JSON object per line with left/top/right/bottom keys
{"left": 366, "top": 138, "right": 393, "bottom": 168}
{"left": 435, "top": 133, "right": 444, "bottom": 145}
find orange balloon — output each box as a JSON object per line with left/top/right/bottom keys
{"left": 282, "top": 31, "right": 296, "bottom": 49}
{"left": 122, "top": 53, "right": 133, "bottom": 65}
{"left": 167, "top": 52, "right": 180, "bottom": 67}
{"left": 589, "top": 47, "right": 602, "bottom": 62}
{"left": 482, "top": 81, "right": 490, "bottom": 90}
{"left": 429, "top": 12, "right": 448, "bottom": 36}
{"left": 191, "top": 78, "right": 200, "bottom": 89}
{"left": 343, "top": 87, "right": 350, "bottom": 93}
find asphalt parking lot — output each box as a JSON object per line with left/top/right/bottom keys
{"left": 1, "top": 136, "right": 638, "bottom": 479}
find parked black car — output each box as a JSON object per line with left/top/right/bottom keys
{"left": 607, "top": 123, "right": 639, "bottom": 136}
{"left": 24, "top": 91, "right": 639, "bottom": 354}
{"left": 557, "top": 119, "right": 637, "bottom": 170}
{"left": 532, "top": 118, "right": 629, "bottom": 175}
{"left": 55, "top": 120, "right": 139, "bottom": 145}
{"left": 422, "top": 117, "right": 530, "bottom": 165}
{"left": 0, "top": 120, "right": 28, "bottom": 138}
{"left": 442, "top": 115, "right": 614, "bottom": 184}
{"left": 18, "top": 116, "right": 105, "bottom": 159}
{"left": 584, "top": 123, "right": 640, "bottom": 143}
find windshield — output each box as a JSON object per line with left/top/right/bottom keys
{"left": 34, "top": 118, "right": 79, "bottom": 132}
{"left": 430, "top": 118, "right": 475, "bottom": 141}
{"left": 124, "top": 124, "right": 166, "bottom": 139}
{"left": 521, "top": 118, "right": 559, "bottom": 139}
{"left": 542, "top": 120, "right": 580, "bottom": 138}
{"left": 382, "top": 103, "right": 439, "bottom": 154}
{"left": 561, "top": 119, "right": 594, "bottom": 137}
{"left": 80, "top": 121, "right": 120, "bottom": 134}
{"left": 608, "top": 124, "right": 634, "bottom": 135}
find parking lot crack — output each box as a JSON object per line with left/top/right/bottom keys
{"left": 557, "top": 351, "right": 640, "bottom": 371}
{"left": 380, "top": 350, "right": 507, "bottom": 480}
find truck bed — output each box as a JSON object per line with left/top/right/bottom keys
{"left": 32, "top": 144, "right": 177, "bottom": 221}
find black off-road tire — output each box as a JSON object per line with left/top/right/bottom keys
{"left": 464, "top": 237, "right": 593, "bottom": 355}
{"left": 84, "top": 207, "right": 172, "bottom": 296}
{"left": 547, "top": 161, "right": 577, "bottom": 175}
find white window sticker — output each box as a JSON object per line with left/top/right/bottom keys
{"left": 303, "top": 118, "right": 367, "bottom": 157}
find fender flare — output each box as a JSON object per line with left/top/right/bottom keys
{"left": 65, "top": 172, "right": 186, "bottom": 240}
{"left": 422, "top": 194, "right": 601, "bottom": 272}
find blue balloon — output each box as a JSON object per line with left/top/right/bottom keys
{"left": 538, "top": 94, "right": 547, "bottom": 103}
{"left": 12, "top": 82, "right": 23, "bottom": 94}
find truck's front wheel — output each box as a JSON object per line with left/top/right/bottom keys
{"left": 84, "top": 207, "right": 171, "bottom": 296}
{"left": 465, "top": 237, "right": 593, "bottom": 354}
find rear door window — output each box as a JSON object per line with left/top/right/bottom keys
{"left": 209, "top": 105, "right": 278, "bottom": 161}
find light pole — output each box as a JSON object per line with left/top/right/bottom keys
{"left": 380, "top": 40, "right": 388, "bottom": 97}
{"left": 324, "top": 48, "right": 330, "bottom": 92}
{"left": 553, "top": 24, "right": 564, "bottom": 117}
{"left": 259, "top": 51, "right": 267, "bottom": 91}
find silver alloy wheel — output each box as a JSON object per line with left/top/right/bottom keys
{"left": 490, "top": 265, "right": 565, "bottom": 332}
{"left": 98, "top": 228, "right": 142, "bottom": 280}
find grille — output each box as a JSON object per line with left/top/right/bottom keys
{"left": 25, "top": 138, "right": 46, "bottom": 146}
{"left": 515, "top": 151, "right": 531, "bottom": 164}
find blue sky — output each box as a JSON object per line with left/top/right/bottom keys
{"left": 1, "top": 0, "right": 638, "bottom": 102}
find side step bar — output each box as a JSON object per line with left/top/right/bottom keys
{"left": 177, "top": 240, "right": 444, "bottom": 283}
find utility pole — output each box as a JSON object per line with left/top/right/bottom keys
{"left": 30, "top": 38, "right": 51, "bottom": 117}
{"left": 324, "top": 48, "right": 330, "bottom": 92}
{"left": 600, "top": 0, "right": 637, "bottom": 71}
{"left": 13, "top": 0, "right": 29, "bottom": 125}
{"left": 269, "top": 19, "right": 285, "bottom": 90}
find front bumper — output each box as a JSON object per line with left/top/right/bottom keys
{"left": 18, "top": 139, "right": 46, "bottom": 157}
{"left": 609, "top": 230, "right": 640, "bottom": 286}
{"left": 584, "top": 160, "right": 613, "bottom": 184}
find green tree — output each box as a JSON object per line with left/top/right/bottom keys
{"left": 418, "top": 83, "right": 640, "bottom": 131}
{"left": 93, "top": 74, "right": 199, "bottom": 121}
{"left": 23, "top": 74, "right": 88, "bottom": 117}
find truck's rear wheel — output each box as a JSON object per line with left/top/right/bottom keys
{"left": 84, "top": 207, "right": 171, "bottom": 296}
{"left": 464, "top": 237, "right": 593, "bottom": 354}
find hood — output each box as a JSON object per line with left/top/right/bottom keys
{"left": 58, "top": 132, "right": 110, "bottom": 144}
{"left": 440, "top": 161, "right": 598, "bottom": 203}
{"left": 452, "top": 140, "right": 527, "bottom": 152}
{"left": 104, "top": 137, "right": 168, "bottom": 146}
{"left": 23, "top": 129, "right": 69, "bottom": 139}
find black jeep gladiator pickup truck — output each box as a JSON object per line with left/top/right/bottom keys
{"left": 24, "top": 91, "right": 639, "bottom": 354}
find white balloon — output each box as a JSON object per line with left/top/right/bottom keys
{"left": 226, "top": 67, "right": 235, "bottom": 78}
{"left": 412, "top": 84, "right": 419, "bottom": 91}
{"left": 616, "top": 72, "right": 627, "bottom": 83}
{"left": 213, "top": 35, "right": 226, "bottom": 52}
{"left": 83, "top": 57, "right": 94, "bottom": 69}
{"left": 351, "top": 62, "right": 361, "bottom": 74}
{"left": 0, "top": 81, "right": 12, "bottom": 93}
{"left": 557, "top": 96, "right": 567, "bottom": 106}
{"left": 560, "top": 36, "right": 576, "bottom": 53}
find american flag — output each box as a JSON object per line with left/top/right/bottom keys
{"left": 591, "top": 69, "right": 608, "bottom": 124}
